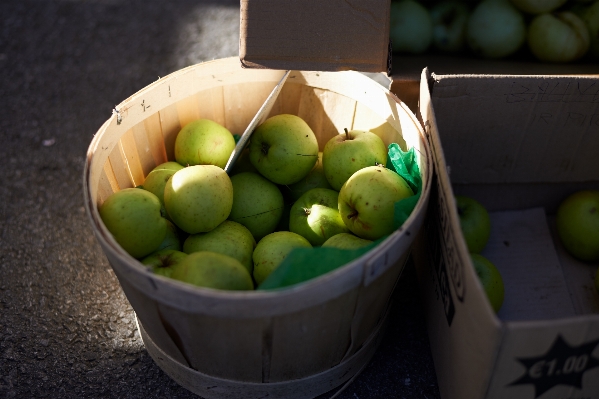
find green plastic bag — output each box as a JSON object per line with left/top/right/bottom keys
{"left": 257, "top": 143, "right": 422, "bottom": 291}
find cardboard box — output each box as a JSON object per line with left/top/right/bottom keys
{"left": 239, "top": 0, "right": 392, "bottom": 73}
{"left": 410, "top": 67, "right": 599, "bottom": 399}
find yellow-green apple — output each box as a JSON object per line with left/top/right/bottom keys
{"left": 99, "top": 188, "right": 167, "bottom": 259}
{"left": 141, "top": 249, "right": 188, "bottom": 278}
{"left": 228, "top": 172, "right": 284, "bottom": 241}
{"left": 556, "top": 190, "right": 599, "bottom": 262}
{"left": 252, "top": 231, "right": 312, "bottom": 285}
{"left": 142, "top": 162, "right": 184, "bottom": 211}
{"left": 430, "top": 1, "right": 471, "bottom": 53}
{"left": 183, "top": 220, "right": 256, "bottom": 274}
{"left": 321, "top": 233, "right": 373, "bottom": 250}
{"left": 170, "top": 252, "right": 254, "bottom": 291}
{"left": 284, "top": 152, "right": 333, "bottom": 202}
{"left": 322, "top": 129, "right": 387, "bottom": 191}
{"left": 228, "top": 147, "right": 258, "bottom": 175}
{"left": 390, "top": 0, "right": 433, "bottom": 54}
{"left": 338, "top": 165, "right": 414, "bottom": 240}
{"left": 510, "top": 0, "right": 568, "bottom": 14}
{"left": 174, "top": 119, "right": 236, "bottom": 168}
{"left": 164, "top": 165, "right": 233, "bottom": 234}
{"left": 528, "top": 11, "right": 590, "bottom": 62}
{"left": 289, "top": 188, "right": 350, "bottom": 246}
{"left": 249, "top": 114, "right": 319, "bottom": 185}
{"left": 156, "top": 220, "right": 182, "bottom": 252}
{"left": 456, "top": 195, "right": 491, "bottom": 253}
{"left": 467, "top": 0, "right": 526, "bottom": 58}
{"left": 471, "top": 253, "right": 504, "bottom": 313}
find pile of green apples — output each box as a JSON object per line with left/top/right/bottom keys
{"left": 99, "top": 114, "right": 415, "bottom": 291}
{"left": 390, "top": 0, "right": 599, "bottom": 63}
{"left": 455, "top": 195, "right": 505, "bottom": 313}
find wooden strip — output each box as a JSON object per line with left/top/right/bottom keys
{"left": 119, "top": 129, "right": 145, "bottom": 187}
{"left": 176, "top": 95, "right": 202, "bottom": 130}
{"left": 108, "top": 143, "right": 134, "bottom": 190}
{"left": 197, "top": 86, "right": 226, "bottom": 127}
{"left": 353, "top": 101, "right": 407, "bottom": 150}
{"left": 159, "top": 103, "right": 182, "bottom": 162}
{"left": 274, "top": 82, "right": 302, "bottom": 117}
{"left": 143, "top": 112, "right": 168, "bottom": 167}
{"left": 97, "top": 166, "right": 117, "bottom": 206}
{"left": 131, "top": 121, "right": 158, "bottom": 178}
{"left": 223, "top": 82, "right": 273, "bottom": 135}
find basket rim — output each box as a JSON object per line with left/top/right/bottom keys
{"left": 82, "top": 57, "right": 433, "bottom": 311}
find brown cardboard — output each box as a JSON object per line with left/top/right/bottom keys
{"left": 239, "top": 0, "right": 391, "bottom": 73}
{"left": 412, "top": 69, "right": 599, "bottom": 399}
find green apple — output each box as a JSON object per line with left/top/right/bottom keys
{"left": 156, "top": 220, "right": 182, "bottom": 252}
{"left": 555, "top": 190, "right": 599, "bottom": 262}
{"left": 183, "top": 220, "right": 256, "bottom": 274}
{"left": 174, "top": 119, "right": 236, "bottom": 169}
{"left": 390, "top": 0, "right": 433, "bottom": 54}
{"left": 164, "top": 165, "right": 233, "bottom": 234}
{"left": 576, "top": 1, "right": 599, "bottom": 59}
{"left": 528, "top": 11, "right": 590, "bottom": 63}
{"left": 456, "top": 195, "right": 491, "bottom": 253}
{"left": 283, "top": 152, "right": 333, "bottom": 202}
{"left": 289, "top": 188, "right": 350, "bottom": 246}
{"left": 467, "top": 0, "right": 526, "bottom": 59}
{"left": 253, "top": 231, "right": 312, "bottom": 285}
{"left": 141, "top": 249, "right": 188, "bottom": 278}
{"left": 430, "top": 1, "right": 471, "bottom": 53}
{"left": 510, "top": 0, "right": 568, "bottom": 14}
{"left": 99, "top": 188, "right": 167, "bottom": 259}
{"left": 471, "top": 253, "right": 504, "bottom": 313}
{"left": 228, "top": 172, "right": 285, "bottom": 241}
{"left": 322, "top": 129, "right": 388, "bottom": 191}
{"left": 249, "top": 114, "right": 319, "bottom": 185}
{"left": 170, "top": 252, "right": 254, "bottom": 291}
{"left": 338, "top": 165, "right": 414, "bottom": 240}
{"left": 142, "top": 163, "right": 184, "bottom": 217}
{"left": 321, "top": 233, "right": 373, "bottom": 250}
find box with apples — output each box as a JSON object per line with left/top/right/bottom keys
{"left": 410, "top": 68, "right": 599, "bottom": 399}
{"left": 83, "top": 57, "right": 432, "bottom": 398}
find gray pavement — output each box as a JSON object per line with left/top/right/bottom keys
{"left": 0, "top": 1, "right": 439, "bottom": 398}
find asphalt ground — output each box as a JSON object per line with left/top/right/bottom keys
{"left": 0, "top": 1, "right": 440, "bottom": 398}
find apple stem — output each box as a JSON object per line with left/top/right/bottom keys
{"left": 303, "top": 207, "right": 311, "bottom": 216}
{"left": 344, "top": 128, "right": 350, "bottom": 140}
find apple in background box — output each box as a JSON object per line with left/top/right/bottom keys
{"left": 456, "top": 195, "right": 491, "bottom": 254}
{"left": 466, "top": 0, "right": 526, "bottom": 59}
{"left": 322, "top": 129, "right": 387, "bottom": 192}
{"left": 556, "top": 190, "right": 599, "bottom": 262}
{"left": 527, "top": 11, "right": 590, "bottom": 63}
{"left": 183, "top": 220, "right": 256, "bottom": 274}
{"left": 252, "top": 231, "right": 312, "bottom": 285}
{"left": 574, "top": 0, "right": 599, "bottom": 59}
{"left": 141, "top": 249, "right": 188, "bottom": 278}
{"left": 510, "top": 0, "right": 568, "bottom": 14}
{"left": 170, "top": 251, "right": 254, "bottom": 291}
{"left": 228, "top": 172, "right": 285, "bottom": 241}
{"left": 99, "top": 188, "right": 167, "bottom": 259}
{"left": 283, "top": 152, "right": 332, "bottom": 202}
{"left": 289, "top": 188, "right": 350, "bottom": 246}
{"left": 164, "top": 165, "right": 233, "bottom": 234}
{"left": 321, "top": 233, "right": 373, "bottom": 250}
{"left": 430, "top": 1, "right": 471, "bottom": 53}
{"left": 338, "top": 165, "right": 414, "bottom": 241}
{"left": 471, "top": 253, "right": 505, "bottom": 313}
{"left": 174, "top": 119, "right": 236, "bottom": 169}
{"left": 390, "top": 0, "right": 433, "bottom": 54}
{"left": 249, "top": 114, "right": 319, "bottom": 185}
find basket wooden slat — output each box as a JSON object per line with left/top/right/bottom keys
{"left": 83, "top": 57, "right": 432, "bottom": 398}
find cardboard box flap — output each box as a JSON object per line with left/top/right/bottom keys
{"left": 429, "top": 74, "right": 599, "bottom": 185}
{"left": 239, "top": 0, "right": 391, "bottom": 73}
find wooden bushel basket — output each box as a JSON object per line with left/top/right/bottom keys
{"left": 83, "top": 58, "right": 432, "bottom": 398}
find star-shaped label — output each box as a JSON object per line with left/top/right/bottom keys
{"left": 508, "top": 335, "right": 599, "bottom": 398}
